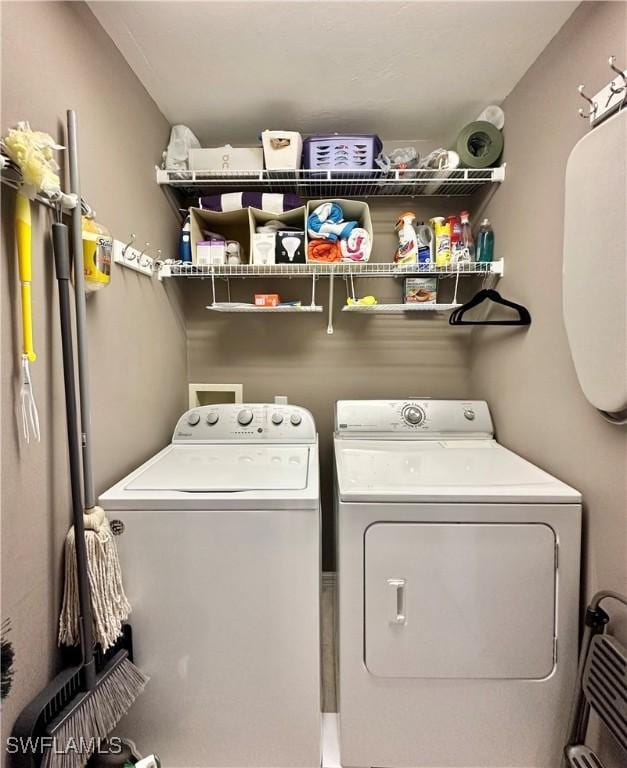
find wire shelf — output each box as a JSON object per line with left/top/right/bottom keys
{"left": 156, "top": 166, "right": 505, "bottom": 198}
{"left": 342, "top": 303, "right": 461, "bottom": 313}
{"left": 160, "top": 260, "right": 503, "bottom": 279}
{"left": 206, "top": 303, "right": 323, "bottom": 313}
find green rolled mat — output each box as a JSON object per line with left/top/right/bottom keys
{"left": 455, "top": 121, "right": 504, "bottom": 168}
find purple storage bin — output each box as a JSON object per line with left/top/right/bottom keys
{"left": 302, "top": 134, "right": 383, "bottom": 170}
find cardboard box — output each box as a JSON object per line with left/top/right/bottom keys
{"left": 276, "top": 231, "right": 306, "bottom": 264}
{"left": 305, "top": 199, "right": 373, "bottom": 262}
{"left": 189, "top": 145, "right": 263, "bottom": 171}
{"left": 404, "top": 277, "right": 438, "bottom": 304}
{"left": 254, "top": 294, "right": 280, "bottom": 307}
{"left": 252, "top": 233, "right": 276, "bottom": 265}
{"left": 190, "top": 208, "right": 250, "bottom": 264}
{"left": 196, "top": 239, "right": 226, "bottom": 266}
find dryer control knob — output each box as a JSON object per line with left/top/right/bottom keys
{"left": 237, "top": 409, "right": 254, "bottom": 426}
{"left": 464, "top": 409, "right": 476, "bottom": 421}
{"left": 290, "top": 413, "right": 302, "bottom": 426}
{"left": 206, "top": 411, "right": 219, "bottom": 425}
{"left": 272, "top": 412, "right": 284, "bottom": 425}
{"left": 402, "top": 405, "right": 424, "bottom": 425}
{"left": 187, "top": 412, "right": 200, "bottom": 426}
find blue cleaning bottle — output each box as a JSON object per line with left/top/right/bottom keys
{"left": 179, "top": 214, "right": 192, "bottom": 263}
{"left": 476, "top": 218, "right": 494, "bottom": 263}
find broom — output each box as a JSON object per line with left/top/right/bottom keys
{"left": 43, "top": 217, "right": 146, "bottom": 768}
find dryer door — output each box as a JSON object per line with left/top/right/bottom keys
{"left": 364, "top": 522, "right": 556, "bottom": 679}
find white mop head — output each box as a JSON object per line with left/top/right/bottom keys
{"left": 58, "top": 507, "right": 131, "bottom": 651}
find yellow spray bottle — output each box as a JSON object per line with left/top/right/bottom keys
{"left": 82, "top": 215, "right": 112, "bottom": 292}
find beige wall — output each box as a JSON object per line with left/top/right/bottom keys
{"left": 1, "top": 1, "right": 187, "bottom": 753}
{"left": 469, "top": 2, "right": 627, "bottom": 761}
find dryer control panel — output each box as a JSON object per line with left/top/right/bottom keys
{"left": 335, "top": 400, "right": 494, "bottom": 439}
{"left": 173, "top": 404, "right": 317, "bottom": 443}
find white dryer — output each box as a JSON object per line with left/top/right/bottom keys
{"left": 334, "top": 400, "right": 581, "bottom": 768}
{"left": 100, "top": 403, "right": 321, "bottom": 768}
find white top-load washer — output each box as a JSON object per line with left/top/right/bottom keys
{"left": 100, "top": 403, "right": 321, "bottom": 768}
{"left": 334, "top": 400, "right": 581, "bottom": 768}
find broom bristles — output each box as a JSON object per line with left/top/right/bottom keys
{"left": 41, "top": 658, "right": 148, "bottom": 768}
{"left": 59, "top": 513, "right": 131, "bottom": 651}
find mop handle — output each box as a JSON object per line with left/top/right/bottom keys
{"left": 52, "top": 221, "right": 96, "bottom": 690}
{"left": 67, "top": 110, "right": 96, "bottom": 510}
{"left": 16, "top": 192, "right": 36, "bottom": 362}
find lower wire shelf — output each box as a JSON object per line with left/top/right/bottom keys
{"left": 206, "top": 303, "right": 323, "bottom": 313}
{"left": 342, "top": 303, "right": 461, "bottom": 313}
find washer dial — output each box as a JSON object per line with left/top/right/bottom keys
{"left": 237, "top": 409, "right": 254, "bottom": 426}
{"left": 402, "top": 404, "right": 425, "bottom": 426}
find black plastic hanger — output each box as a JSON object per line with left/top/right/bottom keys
{"left": 449, "top": 289, "right": 531, "bottom": 326}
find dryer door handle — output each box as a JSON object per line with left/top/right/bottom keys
{"left": 387, "top": 578, "right": 407, "bottom": 625}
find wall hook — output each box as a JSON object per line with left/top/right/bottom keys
{"left": 577, "top": 84, "right": 598, "bottom": 119}
{"left": 608, "top": 55, "right": 627, "bottom": 94}
{"left": 137, "top": 242, "right": 150, "bottom": 266}
{"left": 122, "top": 233, "right": 136, "bottom": 258}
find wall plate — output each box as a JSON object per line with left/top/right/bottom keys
{"left": 188, "top": 383, "right": 243, "bottom": 408}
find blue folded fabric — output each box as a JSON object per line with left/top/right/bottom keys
{"left": 307, "top": 202, "right": 358, "bottom": 242}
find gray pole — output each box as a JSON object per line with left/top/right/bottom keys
{"left": 67, "top": 110, "right": 96, "bottom": 510}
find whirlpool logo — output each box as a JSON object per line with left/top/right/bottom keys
{"left": 110, "top": 519, "right": 125, "bottom": 536}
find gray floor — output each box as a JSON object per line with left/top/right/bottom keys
{"left": 321, "top": 572, "right": 337, "bottom": 712}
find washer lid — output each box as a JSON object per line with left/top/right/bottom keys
{"left": 99, "top": 443, "right": 318, "bottom": 510}
{"left": 334, "top": 439, "right": 580, "bottom": 503}
{"left": 127, "top": 444, "right": 310, "bottom": 492}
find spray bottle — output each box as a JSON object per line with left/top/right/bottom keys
{"left": 394, "top": 211, "right": 418, "bottom": 264}
{"left": 82, "top": 215, "right": 112, "bottom": 292}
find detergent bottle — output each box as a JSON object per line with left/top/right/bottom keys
{"left": 82, "top": 215, "right": 112, "bottom": 292}
{"left": 394, "top": 211, "right": 418, "bottom": 264}
{"left": 430, "top": 217, "right": 451, "bottom": 266}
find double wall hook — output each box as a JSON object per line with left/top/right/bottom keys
{"left": 608, "top": 55, "right": 627, "bottom": 95}
{"left": 137, "top": 242, "right": 150, "bottom": 267}
{"left": 577, "top": 84, "right": 598, "bottom": 119}
{"left": 122, "top": 233, "right": 136, "bottom": 258}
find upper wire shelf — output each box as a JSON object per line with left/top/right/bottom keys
{"left": 156, "top": 165, "right": 505, "bottom": 198}
{"left": 158, "top": 260, "right": 504, "bottom": 279}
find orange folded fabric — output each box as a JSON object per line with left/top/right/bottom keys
{"left": 307, "top": 240, "right": 342, "bottom": 263}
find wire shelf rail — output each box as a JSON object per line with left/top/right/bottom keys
{"left": 156, "top": 166, "right": 505, "bottom": 198}
{"left": 158, "top": 260, "right": 503, "bottom": 279}
{"left": 206, "top": 303, "right": 323, "bottom": 313}
{"left": 343, "top": 302, "right": 462, "bottom": 313}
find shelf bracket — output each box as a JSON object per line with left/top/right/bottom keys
{"left": 327, "top": 271, "right": 335, "bottom": 335}
{"left": 310, "top": 273, "right": 317, "bottom": 308}
{"left": 210, "top": 269, "right": 217, "bottom": 306}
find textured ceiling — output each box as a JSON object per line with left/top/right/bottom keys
{"left": 89, "top": 0, "right": 577, "bottom": 145}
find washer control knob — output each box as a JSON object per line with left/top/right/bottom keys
{"left": 237, "top": 409, "right": 254, "bottom": 426}
{"left": 290, "top": 413, "right": 302, "bottom": 426}
{"left": 464, "top": 409, "right": 476, "bottom": 421}
{"left": 402, "top": 405, "right": 425, "bottom": 426}
{"left": 187, "top": 412, "right": 200, "bottom": 426}
{"left": 272, "top": 412, "right": 284, "bottom": 425}
{"left": 206, "top": 411, "right": 219, "bottom": 425}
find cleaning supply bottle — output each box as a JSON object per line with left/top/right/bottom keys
{"left": 394, "top": 211, "right": 418, "bottom": 264}
{"left": 179, "top": 215, "right": 192, "bottom": 263}
{"left": 448, "top": 215, "right": 462, "bottom": 262}
{"left": 476, "top": 218, "right": 494, "bottom": 263}
{"left": 82, "top": 216, "right": 112, "bottom": 292}
{"left": 430, "top": 216, "right": 451, "bottom": 267}
{"left": 459, "top": 210, "right": 475, "bottom": 262}
{"left": 415, "top": 222, "right": 434, "bottom": 268}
